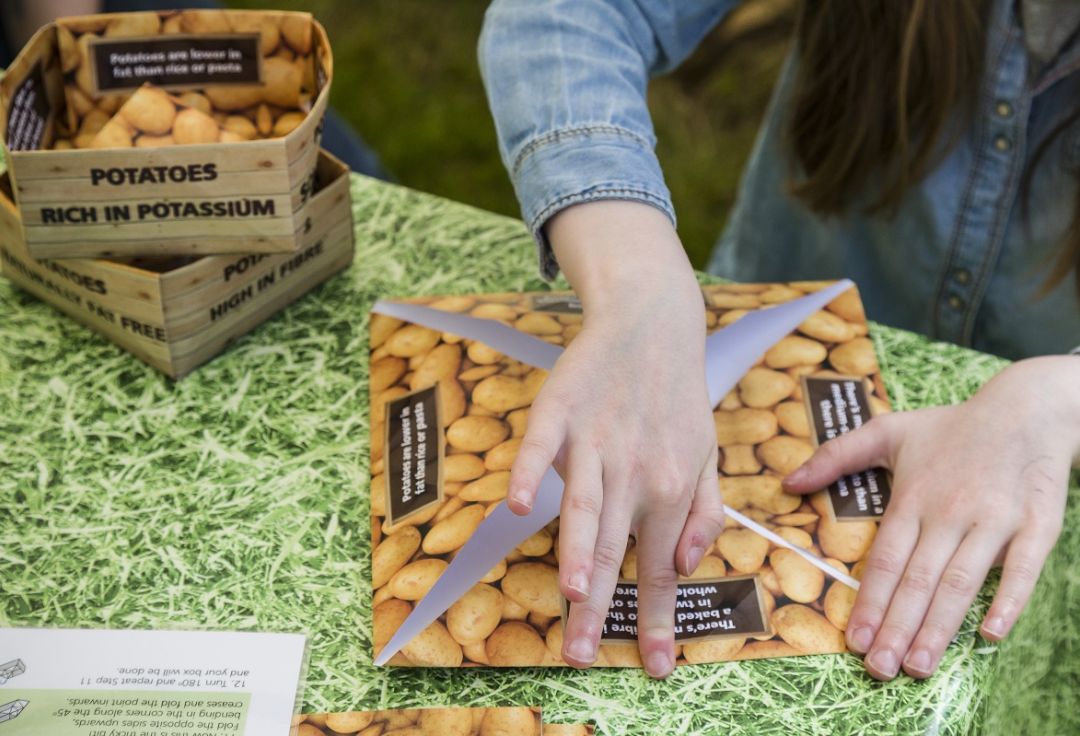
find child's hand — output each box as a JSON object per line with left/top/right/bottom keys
{"left": 784, "top": 356, "right": 1080, "bottom": 680}
{"left": 506, "top": 201, "right": 724, "bottom": 678}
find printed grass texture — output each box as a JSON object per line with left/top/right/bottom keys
{"left": 0, "top": 174, "right": 1075, "bottom": 735}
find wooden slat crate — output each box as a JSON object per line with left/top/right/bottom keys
{"left": 0, "top": 148, "right": 354, "bottom": 379}
{"left": 0, "top": 9, "right": 334, "bottom": 259}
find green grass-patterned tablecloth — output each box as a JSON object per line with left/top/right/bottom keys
{"left": 1, "top": 175, "right": 1076, "bottom": 735}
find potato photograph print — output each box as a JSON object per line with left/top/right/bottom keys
{"left": 368, "top": 282, "right": 892, "bottom": 668}
{"left": 54, "top": 9, "right": 321, "bottom": 150}
{"left": 294, "top": 707, "right": 545, "bottom": 736}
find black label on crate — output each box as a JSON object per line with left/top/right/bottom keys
{"left": 803, "top": 376, "right": 892, "bottom": 520}
{"left": 588, "top": 576, "right": 770, "bottom": 644}
{"left": 530, "top": 293, "right": 582, "bottom": 314}
{"left": 90, "top": 34, "right": 262, "bottom": 93}
{"left": 385, "top": 385, "right": 444, "bottom": 527}
{"left": 5, "top": 60, "right": 49, "bottom": 150}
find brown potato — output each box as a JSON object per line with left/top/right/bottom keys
{"left": 223, "top": 114, "right": 258, "bottom": 141}
{"left": 385, "top": 324, "right": 440, "bottom": 357}
{"left": 372, "top": 527, "right": 421, "bottom": 589}
{"left": 205, "top": 85, "right": 264, "bottom": 112}
{"left": 501, "top": 562, "right": 561, "bottom": 617}
{"left": 771, "top": 604, "right": 846, "bottom": 653}
{"left": 757, "top": 435, "right": 815, "bottom": 476}
{"left": 770, "top": 548, "right": 825, "bottom": 603}
{"left": 262, "top": 56, "right": 302, "bottom": 107}
{"left": 682, "top": 636, "right": 746, "bottom": 664}
{"left": 104, "top": 13, "right": 161, "bottom": 37}
{"left": 135, "top": 134, "right": 175, "bottom": 148}
{"left": 716, "top": 529, "right": 769, "bottom": 573}
{"left": 713, "top": 407, "right": 778, "bottom": 446}
{"left": 798, "top": 310, "right": 856, "bottom": 343}
{"left": 774, "top": 401, "right": 811, "bottom": 437}
{"left": 89, "top": 119, "right": 133, "bottom": 149}
{"left": 179, "top": 9, "right": 231, "bottom": 34}
{"left": 58, "top": 26, "right": 79, "bottom": 73}
{"left": 272, "top": 111, "right": 306, "bottom": 136}
{"left": 325, "top": 712, "right": 376, "bottom": 732}
{"left": 828, "top": 337, "right": 878, "bottom": 376}
{"left": 739, "top": 366, "right": 796, "bottom": 407}
{"left": 119, "top": 86, "right": 176, "bottom": 135}
{"left": 486, "top": 623, "right": 546, "bottom": 666}
{"left": 229, "top": 11, "right": 282, "bottom": 55}
{"left": 826, "top": 288, "right": 866, "bottom": 323}
{"left": 446, "top": 416, "right": 509, "bottom": 453}
{"left": 764, "top": 335, "right": 828, "bottom": 369}
{"left": 172, "top": 108, "right": 220, "bottom": 144}
{"left": 281, "top": 13, "right": 313, "bottom": 54}
{"left": 446, "top": 583, "right": 503, "bottom": 646}
{"left": 402, "top": 621, "right": 463, "bottom": 667}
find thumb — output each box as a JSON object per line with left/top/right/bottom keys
{"left": 782, "top": 414, "right": 899, "bottom": 494}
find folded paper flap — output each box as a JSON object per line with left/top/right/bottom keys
{"left": 372, "top": 298, "right": 562, "bottom": 370}
{"left": 370, "top": 280, "right": 889, "bottom": 668}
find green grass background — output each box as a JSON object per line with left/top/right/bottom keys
{"left": 1, "top": 175, "right": 1076, "bottom": 734}
{"left": 222, "top": 0, "right": 790, "bottom": 270}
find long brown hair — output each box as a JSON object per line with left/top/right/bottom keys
{"left": 788, "top": 0, "right": 1080, "bottom": 295}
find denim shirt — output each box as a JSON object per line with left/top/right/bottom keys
{"left": 479, "top": 0, "right": 1080, "bottom": 359}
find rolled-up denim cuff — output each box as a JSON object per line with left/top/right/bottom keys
{"left": 510, "top": 125, "right": 675, "bottom": 280}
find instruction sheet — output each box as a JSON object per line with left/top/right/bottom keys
{"left": 0, "top": 628, "right": 305, "bottom": 736}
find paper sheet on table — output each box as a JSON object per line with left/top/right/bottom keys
{"left": 0, "top": 628, "right": 306, "bottom": 735}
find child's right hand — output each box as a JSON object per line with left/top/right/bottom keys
{"left": 504, "top": 201, "right": 725, "bottom": 678}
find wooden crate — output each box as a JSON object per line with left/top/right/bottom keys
{"left": 0, "top": 148, "right": 354, "bottom": 379}
{"left": 0, "top": 9, "right": 334, "bottom": 259}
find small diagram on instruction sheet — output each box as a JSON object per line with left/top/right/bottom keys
{"left": 0, "top": 699, "right": 28, "bottom": 725}
{"left": 0, "top": 661, "right": 24, "bottom": 687}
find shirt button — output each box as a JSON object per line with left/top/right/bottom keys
{"left": 948, "top": 294, "right": 966, "bottom": 311}
{"left": 995, "top": 101, "right": 1013, "bottom": 117}
{"left": 994, "top": 135, "right": 1011, "bottom": 152}
{"left": 953, "top": 268, "right": 971, "bottom": 285}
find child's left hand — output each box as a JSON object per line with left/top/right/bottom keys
{"left": 783, "top": 355, "right": 1080, "bottom": 680}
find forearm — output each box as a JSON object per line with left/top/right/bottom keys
{"left": 547, "top": 200, "right": 703, "bottom": 321}
{"left": 479, "top": 0, "right": 736, "bottom": 275}
{"left": 987, "top": 355, "right": 1080, "bottom": 466}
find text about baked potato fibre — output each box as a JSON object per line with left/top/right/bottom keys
{"left": 90, "top": 36, "right": 262, "bottom": 94}
{"left": 594, "top": 577, "right": 770, "bottom": 643}
{"left": 804, "top": 376, "right": 892, "bottom": 519}
{"left": 386, "top": 385, "right": 444, "bottom": 527}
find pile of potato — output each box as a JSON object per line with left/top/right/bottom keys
{"left": 53, "top": 10, "right": 317, "bottom": 149}
{"left": 292, "top": 707, "right": 546, "bottom": 736}
{"left": 368, "top": 282, "right": 891, "bottom": 668}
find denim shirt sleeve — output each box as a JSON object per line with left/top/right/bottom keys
{"left": 479, "top": 0, "right": 738, "bottom": 278}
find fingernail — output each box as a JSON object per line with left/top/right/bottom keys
{"left": 868, "top": 649, "right": 899, "bottom": 678}
{"left": 784, "top": 464, "right": 809, "bottom": 487}
{"left": 849, "top": 626, "right": 874, "bottom": 654}
{"left": 685, "top": 545, "right": 705, "bottom": 574}
{"left": 983, "top": 616, "right": 1006, "bottom": 638}
{"left": 904, "top": 649, "right": 931, "bottom": 676}
{"left": 567, "top": 572, "right": 590, "bottom": 598}
{"left": 646, "top": 651, "right": 673, "bottom": 678}
{"left": 566, "top": 637, "right": 595, "bottom": 664}
{"left": 511, "top": 490, "right": 532, "bottom": 512}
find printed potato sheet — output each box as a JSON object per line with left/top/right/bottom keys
{"left": 295, "top": 707, "right": 574, "bottom": 735}
{"left": 368, "top": 282, "right": 892, "bottom": 667}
